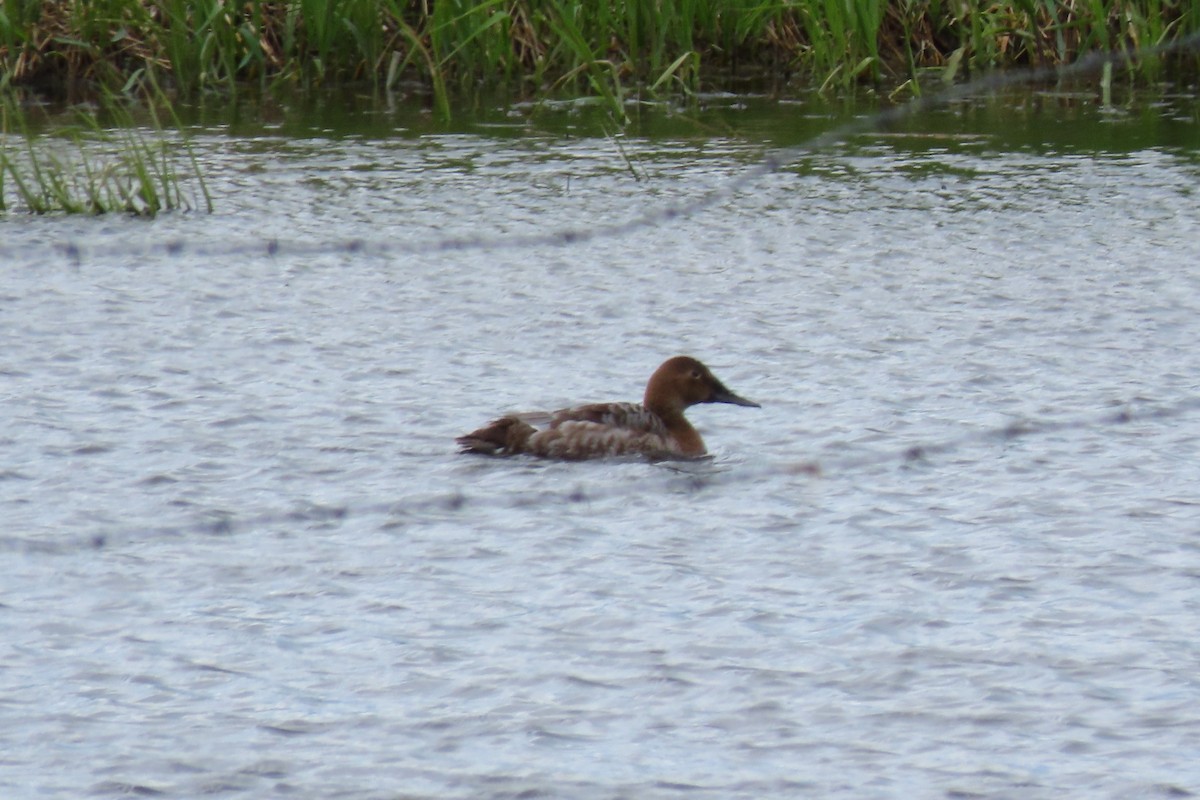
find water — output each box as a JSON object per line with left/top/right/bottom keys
{"left": 2, "top": 87, "right": 1200, "bottom": 798}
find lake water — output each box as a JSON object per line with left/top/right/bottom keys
{"left": 2, "top": 85, "right": 1200, "bottom": 798}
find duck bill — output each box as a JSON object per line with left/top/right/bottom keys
{"left": 709, "top": 381, "right": 761, "bottom": 408}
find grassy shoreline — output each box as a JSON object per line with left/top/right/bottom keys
{"left": 3, "top": 1, "right": 1198, "bottom": 105}
{"left": 3, "top": 1, "right": 1196, "bottom": 216}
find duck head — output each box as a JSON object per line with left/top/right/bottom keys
{"left": 644, "top": 355, "right": 760, "bottom": 416}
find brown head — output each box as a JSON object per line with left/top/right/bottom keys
{"left": 643, "top": 356, "right": 760, "bottom": 418}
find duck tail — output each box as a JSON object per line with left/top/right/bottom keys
{"left": 456, "top": 416, "right": 535, "bottom": 456}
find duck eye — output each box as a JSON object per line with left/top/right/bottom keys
{"left": 690, "top": 369, "right": 702, "bottom": 380}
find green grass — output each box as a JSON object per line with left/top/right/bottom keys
{"left": 2, "top": 1, "right": 1196, "bottom": 108}
{"left": 1, "top": 87, "right": 211, "bottom": 216}
{"left": 3, "top": 2, "right": 1194, "bottom": 214}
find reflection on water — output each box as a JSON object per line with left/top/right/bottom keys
{"left": 2, "top": 90, "right": 1199, "bottom": 799}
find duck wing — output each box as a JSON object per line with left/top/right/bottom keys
{"left": 509, "top": 410, "right": 555, "bottom": 428}
{"left": 547, "top": 402, "right": 667, "bottom": 435}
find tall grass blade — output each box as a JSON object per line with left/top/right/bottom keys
{"left": 395, "top": 18, "right": 451, "bottom": 122}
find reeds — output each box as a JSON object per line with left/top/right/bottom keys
{"left": 3, "top": 1, "right": 1196, "bottom": 104}
{"left": 0, "top": 89, "right": 211, "bottom": 216}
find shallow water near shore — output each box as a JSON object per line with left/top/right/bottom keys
{"left": 3, "top": 87, "right": 1200, "bottom": 798}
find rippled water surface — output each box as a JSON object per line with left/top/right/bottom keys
{"left": 3, "top": 88, "right": 1200, "bottom": 798}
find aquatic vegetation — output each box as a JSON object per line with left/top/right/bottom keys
{"left": 0, "top": 90, "right": 211, "bottom": 216}
{"left": 0, "top": 1, "right": 1195, "bottom": 106}
{"left": 2, "top": 2, "right": 1187, "bottom": 212}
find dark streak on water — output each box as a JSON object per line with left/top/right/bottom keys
{"left": 2, "top": 91, "right": 1200, "bottom": 799}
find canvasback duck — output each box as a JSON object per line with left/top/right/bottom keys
{"left": 457, "top": 355, "right": 759, "bottom": 461}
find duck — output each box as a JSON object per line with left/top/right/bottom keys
{"left": 456, "top": 355, "right": 760, "bottom": 461}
